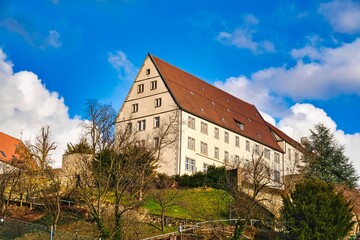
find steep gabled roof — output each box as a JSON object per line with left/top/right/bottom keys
{"left": 150, "top": 54, "right": 287, "bottom": 152}
{"left": 0, "top": 131, "right": 23, "bottom": 164}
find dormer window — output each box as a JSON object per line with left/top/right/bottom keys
{"left": 235, "top": 121, "right": 244, "bottom": 131}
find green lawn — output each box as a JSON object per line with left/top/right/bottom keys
{"left": 142, "top": 188, "right": 233, "bottom": 221}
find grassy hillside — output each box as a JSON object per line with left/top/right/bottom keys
{"left": 143, "top": 187, "right": 233, "bottom": 221}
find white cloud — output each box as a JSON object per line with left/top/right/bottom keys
{"left": 319, "top": 0, "right": 360, "bottom": 34}
{"left": 216, "top": 14, "right": 275, "bottom": 54}
{"left": 217, "top": 28, "right": 275, "bottom": 54}
{"left": 108, "top": 50, "right": 137, "bottom": 81}
{"left": 43, "top": 30, "right": 62, "bottom": 48}
{"left": 276, "top": 103, "right": 360, "bottom": 178}
{"left": 214, "top": 75, "right": 286, "bottom": 117}
{"left": 252, "top": 38, "right": 360, "bottom": 100}
{"left": 0, "top": 49, "right": 83, "bottom": 168}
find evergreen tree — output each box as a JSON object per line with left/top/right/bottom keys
{"left": 303, "top": 123, "right": 358, "bottom": 188}
{"left": 282, "top": 179, "right": 354, "bottom": 240}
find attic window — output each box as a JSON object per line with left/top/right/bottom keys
{"left": 211, "top": 101, "right": 215, "bottom": 105}
{"left": 227, "top": 108, "right": 230, "bottom": 112}
{"left": 226, "top": 99, "right": 229, "bottom": 103}
{"left": 221, "top": 117, "right": 225, "bottom": 122}
{"left": 190, "top": 91, "right": 194, "bottom": 95}
{"left": 146, "top": 69, "right": 151, "bottom": 75}
{"left": 0, "top": 151, "right": 6, "bottom": 157}
{"left": 200, "top": 108, "right": 204, "bottom": 112}
{"left": 257, "top": 133, "right": 262, "bottom": 139}
{"left": 201, "top": 87, "right": 205, "bottom": 91}
{"left": 236, "top": 121, "right": 244, "bottom": 131}
{"left": 248, "top": 118, "right": 251, "bottom": 122}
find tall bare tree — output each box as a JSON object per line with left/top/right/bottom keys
{"left": 29, "top": 126, "right": 57, "bottom": 171}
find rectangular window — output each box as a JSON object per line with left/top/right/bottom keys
{"left": 224, "top": 132, "right": 229, "bottom": 143}
{"left": 295, "top": 152, "right": 299, "bottom": 162}
{"left": 235, "top": 155, "right": 240, "bottom": 164}
{"left": 150, "top": 80, "right": 157, "bottom": 90}
{"left": 155, "top": 98, "right": 162, "bottom": 108}
{"left": 224, "top": 151, "right": 229, "bottom": 163}
{"left": 126, "top": 122, "right": 132, "bottom": 134}
{"left": 185, "top": 158, "right": 189, "bottom": 171}
{"left": 154, "top": 137, "right": 160, "bottom": 148}
{"left": 264, "top": 149, "right": 270, "bottom": 159}
{"left": 274, "top": 153, "right": 280, "bottom": 163}
{"left": 186, "top": 157, "right": 196, "bottom": 172}
{"left": 190, "top": 159, "right": 196, "bottom": 172}
{"left": 187, "top": 137, "right": 195, "bottom": 150}
{"left": 146, "top": 68, "right": 151, "bottom": 75}
{"left": 235, "top": 136, "right": 240, "bottom": 147}
{"left": 137, "top": 84, "right": 144, "bottom": 93}
{"left": 246, "top": 140, "right": 250, "bottom": 151}
{"left": 203, "top": 163, "right": 208, "bottom": 172}
{"left": 274, "top": 170, "right": 281, "bottom": 182}
{"left": 214, "top": 147, "right": 219, "bottom": 159}
{"left": 137, "top": 120, "right": 146, "bottom": 131}
{"left": 214, "top": 127, "right": 219, "bottom": 139}
{"left": 200, "top": 122, "right": 208, "bottom": 134}
{"left": 132, "top": 103, "right": 138, "bottom": 113}
{"left": 154, "top": 116, "right": 160, "bottom": 128}
{"left": 255, "top": 144, "right": 260, "bottom": 155}
{"left": 288, "top": 148, "right": 291, "bottom": 160}
{"left": 188, "top": 116, "right": 195, "bottom": 129}
{"left": 200, "top": 142, "right": 208, "bottom": 155}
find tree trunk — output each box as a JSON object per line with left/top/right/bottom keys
{"left": 161, "top": 208, "right": 165, "bottom": 232}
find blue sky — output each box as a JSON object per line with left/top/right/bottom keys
{"left": 1, "top": 0, "right": 360, "bottom": 171}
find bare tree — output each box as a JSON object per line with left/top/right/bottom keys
{"left": 69, "top": 100, "right": 179, "bottom": 239}
{"left": 227, "top": 147, "right": 279, "bottom": 239}
{"left": 29, "top": 126, "right": 57, "bottom": 171}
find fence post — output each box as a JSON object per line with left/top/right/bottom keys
{"left": 50, "top": 225, "right": 54, "bottom": 240}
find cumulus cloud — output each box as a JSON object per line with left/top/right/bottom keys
{"left": 216, "top": 14, "right": 275, "bottom": 54}
{"left": 214, "top": 75, "right": 286, "bottom": 117}
{"left": 108, "top": 50, "right": 138, "bottom": 81}
{"left": 319, "top": 0, "right": 360, "bottom": 34}
{"left": 252, "top": 38, "right": 360, "bottom": 100}
{"left": 43, "top": 30, "right": 62, "bottom": 48}
{"left": 0, "top": 49, "right": 83, "bottom": 168}
{"left": 276, "top": 103, "right": 360, "bottom": 178}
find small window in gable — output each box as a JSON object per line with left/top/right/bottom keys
{"left": 137, "top": 84, "right": 144, "bottom": 93}
{"left": 132, "top": 103, "right": 138, "bottom": 113}
{"left": 150, "top": 80, "right": 157, "bottom": 90}
{"left": 155, "top": 98, "right": 162, "bottom": 108}
{"left": 146, "top": 68, "right": 151, "bottom": 75}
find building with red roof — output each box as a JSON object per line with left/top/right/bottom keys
{"left": 116, "top": 54, "right": 303, "bottom": 186}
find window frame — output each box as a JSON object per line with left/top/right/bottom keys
{"left": 154, "top": 98, "right": 162, "bottom": 108}
{"left": 153, "top": 116, "right": 160, "bottom": 128}
{"left": 137, "top": 119, "right": 146, "bottom": 131}
{"left": 150, "top": 80, "right": 157, "bottom": 90}
{"left": 137, "top": 84, "right": 144, "bottom": 93}
{"left": 200, "top": 122, "right": 208, "bottom": 134}
{"left": 132, "top": 103, "right": 138, "bottom": 113}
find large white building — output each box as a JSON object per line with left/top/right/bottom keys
{"left": 116, "top": 54, "right": 303, "bottom": 184}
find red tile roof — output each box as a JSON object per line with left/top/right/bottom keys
{"left": 0, "top": 131, "right": 23, "bottom": 164}
{"left": 265, "top": 122, "right": 304, "bottom": 152}
{"left": 150, "top": 54, "right": 300, "bottom": 153}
